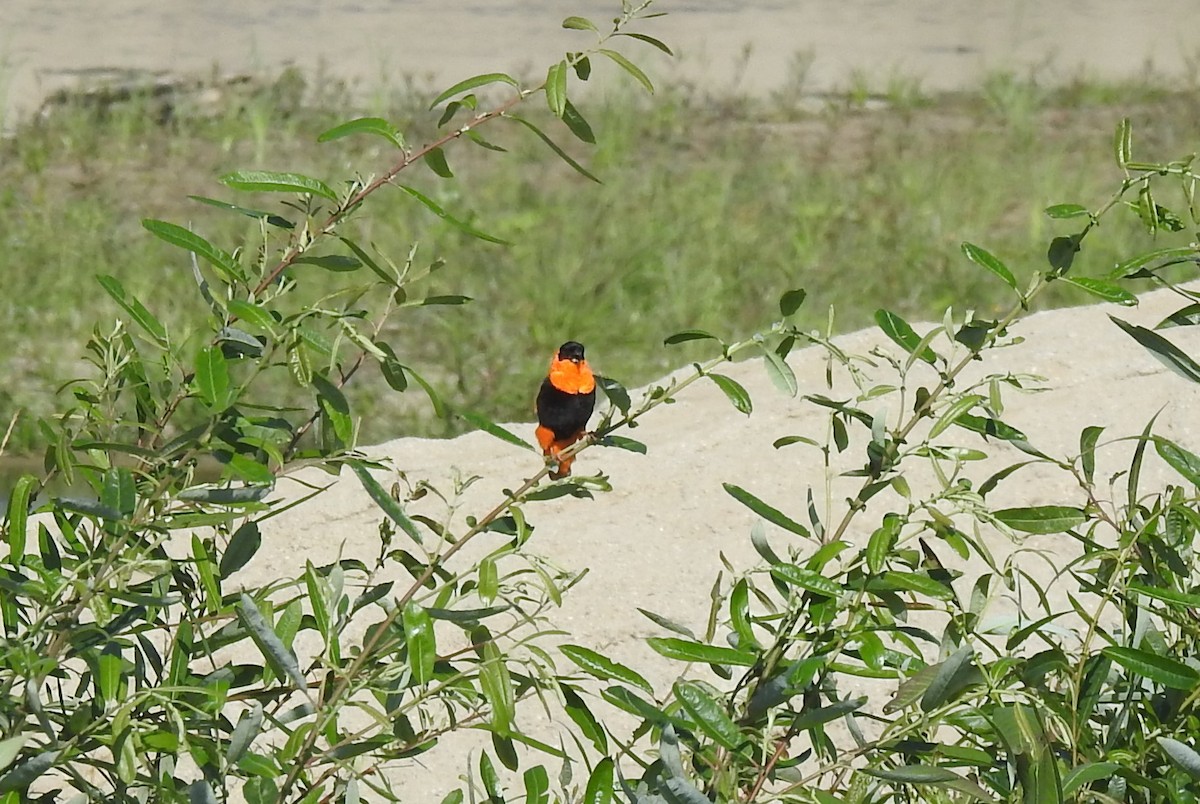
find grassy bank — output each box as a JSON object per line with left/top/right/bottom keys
{"left": 1, "top": 68, "right": 1196, "bottom": 454}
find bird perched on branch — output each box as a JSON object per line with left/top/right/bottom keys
{"left": 535, "top": 341, "right": 596, "bottom": 479}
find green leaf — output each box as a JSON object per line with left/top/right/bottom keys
{"left": 674, "top": 681, "right": 741, "bottom": 750}
{"left": 317, "top": 116, "right": 406, "bottom": 149}
{"left": 1128, "top": 581, "right": 1200, "bottom": 608}
{"left": 1156, "top": 438, "right": 1200, "bottom": 485}
{"left": 616, "top": 32, "right": 675, "bottom": 56}
{"left": 792, "top": 697, "right": 866, "bottom": 731}
{"left": 0, "top": 750, "right": 57, "bottom": 794}
{"left": 929, "top": 394, "right": 983, "bottom": 439}
{"left": 1110, "top": 246, "right": 1198, "bottom": 279}
{"left": 729, "top": 578, "right": 757, "bottom": 650}
{"left": 1062, "top": 277, "right": 1137, "bottom": 306}
{"left": 762, "top": 348, "right": 798, "bottom": 397}
{"left": 194, "top": 345, "right": 231, "bottom": 410}
{"left": 1047, "top": 234, "right": 1081, "bottom": 274}
{"left": 523, "top": 766, "right": 550, "bottom": 804}
{"left": 220, "top": 170, "right": 337, "bottom": 201}
{"left": 1044, "top": 203, "right": 1090, "bottom": 219}
{"left": 664, "top": 329, "right": 719, "bottom": 345}
{"left": 961, "top": 242, "right": 1017, "bottom": 290}
{"left": 870, "top": 570, "right": 955, "bottom": 601}
{"left": 771, "top": 564, "right": 844, "bottom": 598}
{"left": 480, "top": 641, "right": 515, "bottom": 735}
{"left": 876, "top": 309, "right": 937, "bottom": 364}
{"left": 349, "top": 461, "right": 423, "bottom": 545}
{"left": 189, "top": 194, "right": 294, "bottom": 229}
{"left": 779, "top": 288, "right": 806, "bottom": 317}
{"left": 920, "top": 646, "right": 974, "bottom": 710}
{"left": 237, "top": 593, "right": 306, "bottom": 691}
{"left": 95, "top": 274, "right": 169, "bottom": 346}
{"left": 508, "top": 114, "right": 601, "bottom": 183}
{"left": 560, "top": 684, "right": 607, "bottom": 753}
{"left": 994, "top": 506, "right": 1085, "bottom": 534}
{"left": 647, "top": 637, "right": 757, "bottom": 667}
{"left": 560, "top": 644, "right": 653, "bottom": 694}
{"left": 1115, "top": 117, "right": 1132, "bottom": 167}
{"left": 1159, "top": 737, "right": 1200, "bottom": 781}
{"left": 313, "top": 373, "right": 353, "bottom": 446}
{"left": 142, "top": 219, "right": 243, "bottom": 282}
{"left": 561, "top": 99, "right": 595, "bottom": 144}
{"left": 723, "top": 483, "right": 809, "bottom": 538}
{"left": 5, "top": 474, "right": 36, "bottom": 563}
{"left": 582, "top": 758, "right": 615, "bottom": 804}
{"left": 400, "top": 363, "right": 449, "bottom": 418}
{"left": 862, "top": 764, "right": 961, "bottom": 784}
{"left": 545, "top": 61, "right": 568, "bottom": 118}
{"left": 293, "top": 254, "right": 362, "bottom": 272}
{"left": 424, "top": 147, "right": 453, "bottom": 178}
{"left": 598, "top": 435, "right": 646, "bottom": 454}
{"left": 708, "top": 374, "right": 752, "bottom": 415}
{"left": 395, "top": 184, "right": 510, "bottom": 244}
{"left": 227, "top": 703, "right": 264, "bottom": 764}
{"left": 219, "top": 521, "right": 261, "bottom": 577}
{"left": 1102, "top": 646, "right": 1200, "bottom": 689}
{"left": 0, "top": 737, "right": 27, "bottom": 774}
{"left": 598, "top": 48, "right": 654, "bottom": 92}
{"left": 227, "top": 300, "right": 278, "bottom": 335}
{"left": 1061, "top": 762, "right": 1121, "bottom": 796}
{"left": 429, "top": 72, "right": 520, "bottom": 108}
{"left": 403, "top": 602, "right": 436, "bottom": 685}
{"left": 479, "top": 751, "right": 502, "bottom": 801}
{"left": 458, "top": 411, "right": 536, "bottom": 452}
{"left": 562, "top": 15, "right": 599, "bottom": 32}
{"left": 1079, "top": 425, "right": 1103, "bottom": 485}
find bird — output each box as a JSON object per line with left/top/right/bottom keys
{"left": 535, "top": 341, "right": 596, "bottom": 479}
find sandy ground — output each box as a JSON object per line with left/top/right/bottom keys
{"left": 255, "top": 283, "right": 1199, "bottom": 800}
{"left": 3, "top": 0, "right": 1198, "bottom": 127}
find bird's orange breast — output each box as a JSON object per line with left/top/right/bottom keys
{"left": 548, "top": 359, "right": 595, "bottom": 395}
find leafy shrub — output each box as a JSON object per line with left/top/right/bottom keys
{"left": 2, "top": 2, "right": 1200, "bottom": 803}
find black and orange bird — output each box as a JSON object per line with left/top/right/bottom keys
{"left": 535, "top": 341, "right": 596, "bottom": 479}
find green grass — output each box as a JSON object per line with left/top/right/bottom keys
{"left": 1, "top": 68, "right": 1197, "bottom": 454}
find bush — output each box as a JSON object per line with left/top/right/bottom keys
{"left": 2, "top": 2, "right": 1200, "bottom": 803}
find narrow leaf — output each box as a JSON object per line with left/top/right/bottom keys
{"left": 395, "top": 184, "right": 510, "bottom": 244}
{"left": 545, "top": 61, "right": 568, "bottom": 118}
{"left": 96, "top": 274, "right": 170, "bottom": 346}
{"left": 1044, "top": 203, "right": 1090, "bottom": 219}
{"left": 961, "top": 242, "right": 1017, "bottom": 290}
{"left": 994, "top": 506, "right": 1086, "bottom": 534}
{"left": 237, "top": 593, "right": 307, "bottom": 691}
{"left": 508, "top": 114, "right": 601, "bottom": 183}
{"left": 674, "top": 681, "right": 741, "bottom": 750}
{"left": 598, "top": 48, "right": 654, "bottom": 92}
{"left": 317, "top": 116, "right": 406, "bottom": 149}
{"left": 429, "top": 72, "right": 520, "bottom": 108}
{"left": 403, "top": 602, "right": 436, "bottom": 684}
{"left": 349, "top": 461, "right": 423, "bottom": 545}
{"left": 723, "top": 483, "right": 809, "bottom": 537}
{"left": 459, "top": 411, "right": 537, "bottom": 452}
{"left": 582, "top": 758, "right": 615, "bottom": 804}
{"left": 560, "top": 644, "right": 653, "bottom": 694}
{"left": 142, "top": 220, "right": 242, "bottom": 281}
{"left": 1102, "top": 646, "right": 1199, "bottom": 689}
{"left": 708, "top": 374, "right": 752, "bottom": 415}
{"left": 647, "top": 637, "right": 756, "bottom": 667}
{"left": 1062, "top": 277, "right": 1137, "bottom": 306}
{"left": 220, "top": 170, "right": 337, "bottom": 201}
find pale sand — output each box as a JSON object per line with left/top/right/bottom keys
{"left": 3, "top": 1, "right": 1197, "bottom": 126}
{"left": 256, "top": 284, "right": 1198, "bottom": 799}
